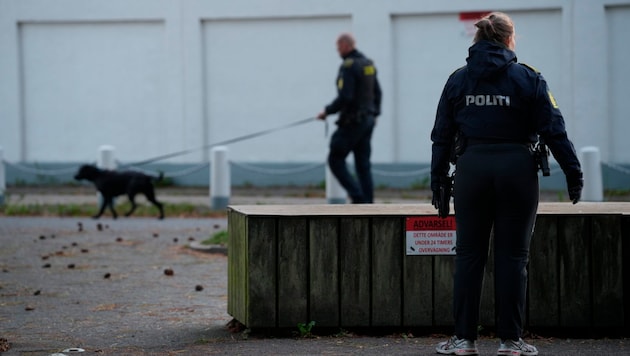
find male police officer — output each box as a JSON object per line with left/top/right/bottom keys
{"left": 317, "top": 33, "right": 382, "bottom": 203}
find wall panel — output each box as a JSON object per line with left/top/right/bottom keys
{"left": 20, "top": 22, "right": 165, "bottom": 161}
{"left": 607, "top": 6, "right": 630, "bottom": 162}
{"left": 201, "top": 17, "right": 350, "bottom": 162}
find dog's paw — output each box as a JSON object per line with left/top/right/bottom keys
{"left": 91, "top": 215, "right": 101, "bottom": 220}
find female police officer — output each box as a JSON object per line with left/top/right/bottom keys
{"left": 431, "top": 12, "right": 583, "bottom": 356}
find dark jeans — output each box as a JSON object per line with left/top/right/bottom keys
{"left": 328, "top": 115, "right": 375, "bottom": 203}
{"left": 452, "top": 143, "right": 539, "bottom": 341}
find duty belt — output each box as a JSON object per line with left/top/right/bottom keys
{"left": 467, "top": 138, "right": 532, "bottom": 146}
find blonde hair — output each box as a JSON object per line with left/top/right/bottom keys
{"left": 473, "top": 12, "right": 514, "bottom": 45}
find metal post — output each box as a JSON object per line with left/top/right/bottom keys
{"left": 326, "top": 165, "right": 346, "bottom": 204}
{"left": 210, "top": 146, "right": 230, "bottom": 210}
{"left": 0, "top": 147, "right": 5, "bottom": 206}
{"left": 580, "top": 146, "right": 603, "bottom": 202}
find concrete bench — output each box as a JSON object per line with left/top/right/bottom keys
{"left": 227, "top": 203, "right": 630, "bottom": 333}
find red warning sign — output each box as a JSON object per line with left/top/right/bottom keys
{"left": 406, "top": 216, "right": 457, "bottom": 255}
{"left": 459, "top": 11, "right": 491, "bottom": 37}
{"left": 459, "top": 11, "right": 491, "bottom": 22}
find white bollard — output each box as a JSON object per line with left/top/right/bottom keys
{"left": 98, "top": 145, "right": 117, "bottom": 170}
{"left": 580, "top": 146, "right": 603, "bottom": 202}
{"left": 0, "top": 147, "right": 5, "bottom": 206}
{"left": 326, "top": 166, "right": 347, "bottom": 204}
{"left": 97, "top": 145, "right": 116, "bottom": 206}
{"left": 210, "top": 146, "right": 230, "bottom": 210}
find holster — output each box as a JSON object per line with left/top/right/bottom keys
{"left": 534, "top": 141, "right": 550, "bottom": 176}
{"left": 449, "top": 131, "right": 466, "bottom": 165}
{"left": 438, "top": 176, "right": 453, "bottom": 218}
{"left": 336, "top": 111, "right": 358, "bottom": 126}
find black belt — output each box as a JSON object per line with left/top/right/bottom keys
{"left": 467, "top": 138, "right": 532, "bottom": 146}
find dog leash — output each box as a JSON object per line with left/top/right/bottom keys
{"left": 120, "top": 117, "right": 317, "bottom": 168}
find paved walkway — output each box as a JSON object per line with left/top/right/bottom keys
{"left": 1, "top": 189, "right": 629, "bottom": 355}
{"left": 2, "top": 185, "right": 431, "bottom": 207}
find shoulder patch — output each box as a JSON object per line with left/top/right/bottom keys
{"left": 519, "top": 62, "right": 540, "bottom": 73}
{"left": 547, "top": 90, "right": 559, "bottom": 109}
{"left": 343, "top": 58, "right": 354, "bottom": 67}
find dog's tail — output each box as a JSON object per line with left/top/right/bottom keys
{"left": 155, "top": 171, "right": 164, "bottom": 182}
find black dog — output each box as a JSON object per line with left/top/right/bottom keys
{"left": 74, "top": 164, "right": 165, "bottom": 219}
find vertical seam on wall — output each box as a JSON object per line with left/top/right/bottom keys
{"left": 17, "top": 22, "right": 27, "bottom": 161}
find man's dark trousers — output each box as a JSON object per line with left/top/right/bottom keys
{"left": 328, "top": 115, "right": 375, "bottom": 203}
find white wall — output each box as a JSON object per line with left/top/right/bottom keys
{"left": 1, "top": 0, "right": 629, "bottom": 165}
{"left": 607, "top": 5, "right": 630, "bottom": 162}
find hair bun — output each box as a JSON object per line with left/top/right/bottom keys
{"left": 473, "top": 12, "right": 513, "bottom": 44}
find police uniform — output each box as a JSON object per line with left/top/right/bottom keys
{"left": 430, "top": 40, "right": 582, "bottom": 341}
{"left": 324, "top": 49, "right": 382, "bottom": 203}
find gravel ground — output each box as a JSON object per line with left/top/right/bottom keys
{"left": 0, "top": 217, "right": 232, "bottom": 355}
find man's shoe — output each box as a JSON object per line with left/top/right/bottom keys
{"left": 497, "top": 338, "right": 538, "bottom": 355}
{"left": 435, "top": 335, "right": 478, "bottom": 355}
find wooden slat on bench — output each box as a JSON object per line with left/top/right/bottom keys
{"left": 277, "top": 217, "right": 308, "bottom": 327}
{"left": 339, "top": 217, "right": 371, "bottom": 326}
{"left": 529, "top": 215, "right": 560, "bottom": 327}
{"left": 227, "top": 210, "right": 247, "bottom": 323}
{"left": 591, "top": 215, "right": 624, "bottom": 327}
{"left": 403, "top": 235, "right": 433, "bottom": 327}
{"left": 372, "top": 218, "right": 403, "bottom": 326}
{"left": 559, "top": 216, "right": 591, "bottom": 327}
{"left": 309, "top": 218, "right": 339, "bottom": 327}
{"left": 248, "top": 217, "right": 277, "bottom": 327}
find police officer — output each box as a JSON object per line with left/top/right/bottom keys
{"left": 317, "top": 33, "right": 382, "bottom": 204}
{"left": 431, "top": 12, "right": 583, "bottom": 356}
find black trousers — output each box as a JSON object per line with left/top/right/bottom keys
{"left": 328, "top": 115, "right": 375, "bottom": 203}
{"left": 452, "top": 143, "right": 539, "bottom": 341}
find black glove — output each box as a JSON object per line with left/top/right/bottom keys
{"left": 566, "top": 172, "right": 584, "bottom": 204}
{"left": 432, "top": 177, "right": 452, "bottom": 218}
